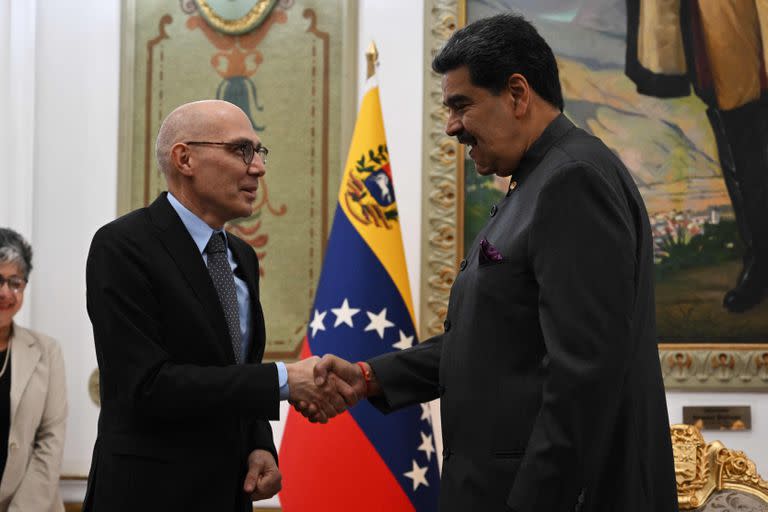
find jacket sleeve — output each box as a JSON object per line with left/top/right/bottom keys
{"left": 506, "top": 163, "right": 638, "bottom": 511}
{"left": 9, "top": 339, "right": 67, "bottom": 512}
{"left": 367, "top": 334, "right": 442, "bottom": 413}
{"left": 86, "top": 226, "right": 279, "bottom": 421}
{"left": 249, "top": 420, "right": 278, "bottom": 464}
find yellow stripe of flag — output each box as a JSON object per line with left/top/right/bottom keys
{"left": 338, "top": 84, "right": 416, "bottom": 327}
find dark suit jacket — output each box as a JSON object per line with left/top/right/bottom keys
{"left": 369, "top": 115, "right": 679, "bottom": 512}
{"left": 83, "top": 193, "right": 279, "bottom": 512}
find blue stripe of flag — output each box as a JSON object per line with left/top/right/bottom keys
{"left": 308, "top": 207, "right": 440, "bottom": 510}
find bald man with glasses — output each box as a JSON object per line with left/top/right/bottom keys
{"left": 83, "top": 100, "right": 357, "bottom": 512}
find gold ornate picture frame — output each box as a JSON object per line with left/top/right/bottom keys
{"left": 419, "top": 0, "right": 768, "bottom": 390}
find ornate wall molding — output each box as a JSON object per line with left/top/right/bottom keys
{"left": 420, "top": 0, "right": 461, "bottom": 339}
{"left": 661, "top": 345, "right": 768, "bottom": 390}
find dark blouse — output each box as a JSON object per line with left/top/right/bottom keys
{"left": 0, "top": 349, "right": 11, "bottom": 481}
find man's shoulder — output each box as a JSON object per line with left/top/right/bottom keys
{"left": 546, "top": 127, "right": 631, "bottom": 183}
{"left": 95, "top": 194, "right": 174, "bottom": 240}
{"left": 92, "top": 205, "right": 154, "bottom": 248}
{"left": 552, "top": 125, "right": 613, "bottom": 162}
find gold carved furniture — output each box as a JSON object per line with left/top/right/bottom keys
{"left": 672, "top": 424, "right": 768, "bottom": 511}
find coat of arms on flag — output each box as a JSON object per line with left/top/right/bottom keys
{"left": 344, "top": 145, "right": 399, "bottom": 228}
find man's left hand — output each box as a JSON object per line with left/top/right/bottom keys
{"left": 244, "top": 449, "right": 282, "bottom": 501}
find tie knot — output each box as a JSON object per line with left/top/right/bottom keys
{"left": 206, "top": 232, "right": 227, "bottom": 255}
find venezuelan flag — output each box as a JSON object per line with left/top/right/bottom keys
{"left": 278, "top": 74, "right": 440, "bottom": 511}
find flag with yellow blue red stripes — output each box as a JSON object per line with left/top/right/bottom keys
{"left": 279, "top": 74, "right": 440, "bottom": 511}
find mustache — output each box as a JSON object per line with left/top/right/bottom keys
{"left": 456, "top": 132, "right": 477, "bottom": 146}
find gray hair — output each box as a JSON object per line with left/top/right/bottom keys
{"left": 0, "top": 228, "right": 33, "bottom": 280}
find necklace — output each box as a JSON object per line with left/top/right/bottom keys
{"left": 0, "top": 341, "right": 11, "bottom": 379}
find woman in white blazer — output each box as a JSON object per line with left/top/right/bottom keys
{"left": 0, "top": 228, "right": 67, "bottom": 512}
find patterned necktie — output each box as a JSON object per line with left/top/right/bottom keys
{"left": 205, "top": 232, "right": 242, "bottom": 363}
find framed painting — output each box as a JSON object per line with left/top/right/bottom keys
{"left": 117, "top": 0, "right": 357, "bottom": 360}
{"left": 419, "top": 0, "right": 768, "bottom": 389}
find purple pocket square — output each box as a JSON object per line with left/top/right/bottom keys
{"left": 479, "top": 238, "right": 503, "bottom": 263}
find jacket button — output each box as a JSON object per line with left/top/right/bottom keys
{"left": 438, "top": 385, "right": 446, "bottom": 396}
{"left": 459, "top": 259, "right": 467, "bottom": 271}
{"left": 443, "top": 319, "right": 451, "bottom": 332}
{"left": 490, "top": 204, "right": 498, "bottom": 217}
{"left": 443, "top": 448, "right": 452, "bottom": 460}
{"left": 9, "top": 441, "right": 16, "bottom": 451}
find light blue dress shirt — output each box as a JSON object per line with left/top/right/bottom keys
{"left": 167, "top": 193, "right": 289, "bottom": 399}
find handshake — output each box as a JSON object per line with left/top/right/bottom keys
{"left": 285, "top": 355, "right": 379, "bottom": 423}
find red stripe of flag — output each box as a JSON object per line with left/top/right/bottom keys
{"left": 278, "top": 340, "right": 415, "bottom": 511}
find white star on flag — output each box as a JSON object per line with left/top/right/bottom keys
{"left": 331, "top": 298, "right": 360, "bottom": 328}
{"left": 404, "top": 459, "right": 429, "bottom": 491}
{"left": 364, "top": 308, "right": 395, "bottom": 339}
{"left": 420, "top": 403, "right": 432, "bottom": 425}
{"left": 392, "top": 330, "right": 414, "bottom": 350}
{"left": 309, "top": 309, "right": 327, "bottom": 337}
{"left": 417, "top": 431, "right": 436, "bottom": 461}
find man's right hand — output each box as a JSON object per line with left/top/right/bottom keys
{"left": 285, "top": 356, "right": 359, "bottom": 423}
{"left": 292, "top": 354, "right": 380, "bottom": 423}
{"left": 314, "top": 354, "right": 370, "bottom": 397}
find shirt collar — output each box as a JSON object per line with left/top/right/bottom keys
{"left": 514, "top": 113, "right": 575, "bottom": 180}
{"left": 166, "top": 192, "right": 227, "bottom": 255}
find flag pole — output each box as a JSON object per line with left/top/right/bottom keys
{"left": 366, "top": 41, "right": 379, "bottom": 79}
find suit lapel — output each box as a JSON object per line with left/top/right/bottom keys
{"left": 229, "top": 236, "right": 266, "bottom": 363}
{"left": 9, "top": 326, "right": 41, "bottom": 426}
{"left": 147, "top": 194, "right": 235, "bottom": 364}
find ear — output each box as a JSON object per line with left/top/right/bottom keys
{"left": 171, "top": 142, "right": 194, "bottom": 177}
{"left": 506, "top": 73, "right": 531, "bottom": 116}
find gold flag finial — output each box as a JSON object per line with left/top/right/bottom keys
{"left": 366, "top": 41, "right": 379, "bottom": 79}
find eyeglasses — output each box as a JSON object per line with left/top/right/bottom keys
{"left": 0, "top": 275, "right": 26, "bottom": 294}
{"left": 185, "top": 141, "right": 268, "bottom": 166}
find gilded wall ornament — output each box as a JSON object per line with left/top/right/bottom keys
{"left": 194, "top": 0, "right": 278, "bottom": 35}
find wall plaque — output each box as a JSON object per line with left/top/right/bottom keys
{"left": 683, "top": 406, "right": 751, "bottom": 430}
